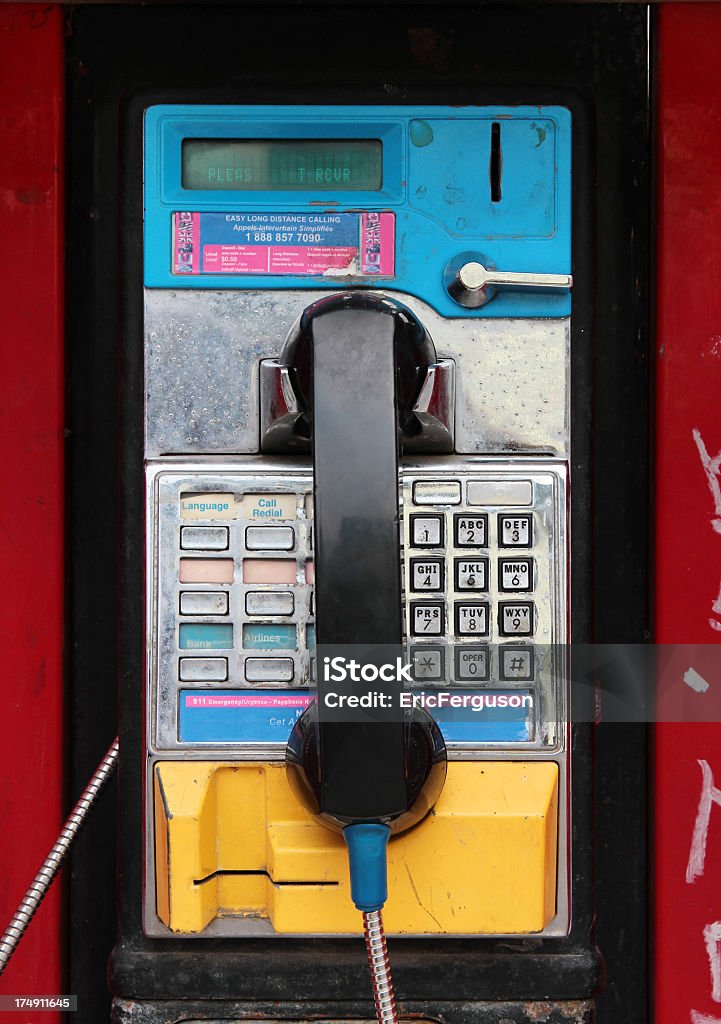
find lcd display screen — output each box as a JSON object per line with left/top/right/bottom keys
{"left": 182, "top": 139, "right": 382, "bottom": 191}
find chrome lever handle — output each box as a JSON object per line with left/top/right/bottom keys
{"left": 447, "top": 256, "right": 572, "bottom": 308}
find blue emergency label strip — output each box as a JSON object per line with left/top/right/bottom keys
{"left": 178, "top": 689, "right": 533, "bottom": 744}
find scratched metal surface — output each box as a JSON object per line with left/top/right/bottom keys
{"left": 144, "top": 289, "right": 569, "bottom": 459}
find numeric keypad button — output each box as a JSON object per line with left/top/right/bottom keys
{"left": 411, "top": 646, "right": 445, "bottom": 681}
{"left": 454, "top": 603, "right": 490, "bottom": 636}
{"left": 454, "top": 645, "right": 490, "bottom": 681}
{"left": 410, "top": 558, "right": 444, "bottom": 592}
{"left": 500, "top": 646, "right": 534, "bottom": 681}
{"left": 498, "top": 558, "right": 533, "bottom": 592}
{"left": 455, "top": 557, "right": 488, "bottom": 591}
{"left": 498, "top": 602, "right": 535, "bottom": 636}
{"left": 498, "top": 513, "right": 533, "bottom": 548}
{"left": 454, "top": 514, "right": 488, "bottom": 547}
{"left": 410, "top": 514, "right": 444, "bottom": 548}
{"left": 411, "top": 602, "right": 445, "bottom": 636}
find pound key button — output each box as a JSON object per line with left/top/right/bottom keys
{"left": 498, "top": 602, "right": 535, "bottom": 636}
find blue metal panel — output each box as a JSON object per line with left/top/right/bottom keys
{"left": 144, "top": 105, "right": 571, "bottom": 318}
{"left": 178, "top": 690, "right": 532, "bottom": 744}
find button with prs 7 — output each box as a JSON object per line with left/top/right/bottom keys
{"left": 411, "top": 602, "right": 445, "bottom": 636}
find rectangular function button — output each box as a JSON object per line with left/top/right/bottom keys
{"left": 498, "top": 514, "right": 533, "bottom": 547}
{"left": 467, "top": 481, "right": 533, "bottom": 506}
{"left": 179, "top": 623, "right": 233, "bottom": 650}
{"left": 178, "top": 657, "right": 228, "bottom": 682}
{"left": 410, "top": 558, "right": 444, "bottom": 592}
{"left": 179, "top": 558, "right": 234, "bottom": 584}
{"left": 413, "top": 480, "right": 461, "bottom": 505}
{"left": 454, "top": 646, "right": 489, "bottom": 681}
{"left": 179, "top": 591, "right": 229, "bottom": 616}
{"left": 455, "top": 558, "right": 488, "bottom": 591}
{"left": 180, "top": 493, "right": 234, "bottom": 519}
{"left": 499, "top": 602, "right": 534, "bottom": 636}
{"left": 242, "top": 623, "right": 297, "bottom": 650}
{"left": 410, "top": 514, "right": 444, "bottom": 547}
{"left": 242, "top": 559, "right": 297, "bottom": 584}
{"left": 454, "top": 603, "right": 489, "bottom": 636}
{"left": 245, "top": 526, "right": 295, "bottom": 551}
{"left": 410, "top": 602, "right": 445, "bottom": 636}
{"left": 180, "top": 526, "right": 229, "bottom": 551}
{"left": 245, "top": 591, "right": 295, "bottom": 616}
{"left": 454, "top": 514, "right": 487, "bottom": 547}
{"left": 244, "top": 657, "right": 295, "bottom": 682}
{"left": 498, "top": 558, "right": 533, "bottom": 591}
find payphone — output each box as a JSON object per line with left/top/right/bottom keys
{"left": 103, "top": 96, "right": 608, "bottom": 1024}
{"left": 138, "top": 104, "right": 571, "bottom": 944}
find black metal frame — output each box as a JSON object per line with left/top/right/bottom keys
{"left": 65, "top": 5, "right": 650, "bottom": 1022}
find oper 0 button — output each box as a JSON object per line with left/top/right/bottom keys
{"left": 498, "top": 513, "right": 533, "bottom": 548}
{"left": 454, "top": 603, "right": 489, "bottom": 636}
{"left": 411, "top": 602, "right": 445, "bottom": 636}
{"left": 410, "top": 558, "right": 444, "bottom": 592}
{"left": 498, "top": 602, "right": 534, "bottom": 636}
{"left": 411, "top": 646, "right": 445, "bottom": 681}
{"left": 498, "top": 558, "right": 533, "bottom": 592}
{"left": 500, "top": 645, "right": 534, "bottom": 681}
{"left": 455, "top": 557, "right": 488, "bottom": 591}
{"left": 454, "top": 514, "right": 488, "bottom": 547}
{"left": 410, "top": 514, "right": 444, "bottom": 548}
{"left": 454, "top": 645, "right": 490, "bottom": 681}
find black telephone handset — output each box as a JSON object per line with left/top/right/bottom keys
{"left": 286, "top": 293, "right": 446, "bottom": 851}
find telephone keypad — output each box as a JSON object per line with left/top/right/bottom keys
{"left": 153, "top": 462, "right": 564, "bottom": 754}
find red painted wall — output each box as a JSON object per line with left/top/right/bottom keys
{"left": 0, "top": 5, "right": 65, "bottom": 1020}
{"left": 655, "top": 5, "right": 721, "bottom": 1022}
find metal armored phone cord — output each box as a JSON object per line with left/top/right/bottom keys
{"left": 0, "top": 737, "right": 119, "bottom": 975}
{"left": 345, "top": 823, "right": 399, "bottom": 1024}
